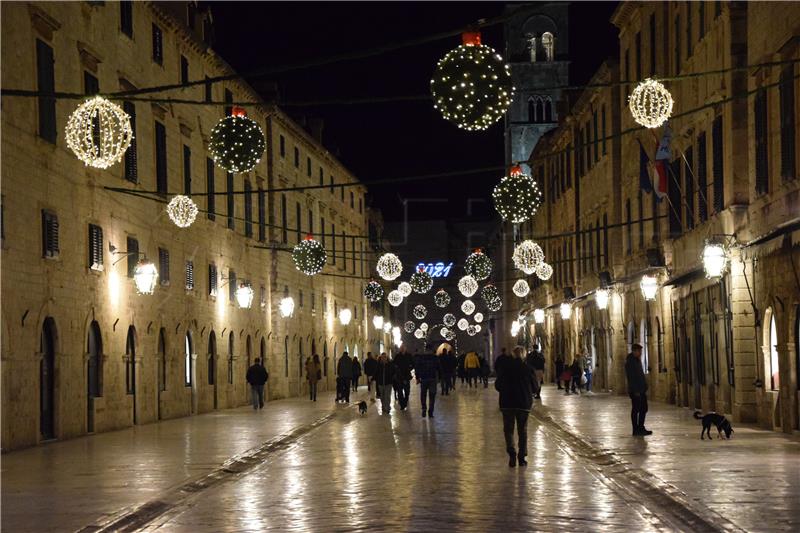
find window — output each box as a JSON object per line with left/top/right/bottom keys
{"left": 780, "top": 66, "right": 796, "bottom": 180}
{"left": 684, "top": 145, "right": 695, "bottom": 229}
{"left": 755, "top": 89, "right": 769, "bottom": 195}
{"left": 712, "top": 116, "right": 724, "bottom": 212}
{"left": 158, "top": 329, "right": 167, "bottom": 393}
{"left": 649, "top": 13, "right": 656, "bottom": 76}
{"left": 319, "top": 167, "right": 324, "bottom": 186}
{"left": 36, "top": 39, "right": 56, "bottom": 144}
{"left": 308, "top": 209, "right": 313, "bottom": 236}
{"left": 625, "top": 200, "right": 632, "bottom": 255}
{"left": 279, "top": 135, "right": 285, "bottom": 157}
{"left": 601, "top": 106, "right": 607, "bottom": 154}
{"left": 341, "top": 230, "right": 346, "bottom": 271}
{"left": 299, "top": 290, "right": 304, "bottom": 308}
{"left": 697, "top": 132, "right": 708, "bottom": 222}
{"left": 88, "top": 224, "right": 103, "bottom": 270}
{"left": 226, "top": 172, "right": 234, "bottom": 230}
{"left": 228, "top": 334, "right": 234, "bottom": 384}
{"left": 126, "top": 236, "right": 138, "bottom": 277}
{"left": 208, "top": 264, "right": 218, "bottom": 297}
{"left": 340, "top": 184, "right": 345, "bottom": 202}
{"left": 84, "top": 71, "right": 99, "bottom": 95}
{"left": 528, "top": 97, "right": 536, "bottom": 123}
{"left": 183, "top": 145, "right": 192, "bottom": 195}
{"left": 208, "top": 334, "right": 216, "bottom": 386}
{"left": 123, "top": 101, "right": 138, "bottom": 182}
{"left": 281, "top": 194, "right": 288, "bottom": 243}
{"left": 120, "top": 1, "right": 133, "bottom": 37}
{"left": 307, "top": 157, "right": 312, "bottom": 177}
{"left": 698, "top": 1, "right": 706, "bottom": 39}
{"left": 541, "top": 32, "right": 554, "bottom": 61}
{"left": 158, "top": 247, "right": 170, "bottom": 285}
{"left": 295, "top": 202, "right": 301, "bottom": 243}
{"left": 258, "top": 186, "right": 266, "bottom": 242}
{"left": 350, "top": 191, "right": 354, "bottom": 209}
{"left": 204, "top": 76, "right": 212, "bottom": 103}
{"left": 228, "top": 270, "right": 236, "bottom": 302}
{"left": 566, "top": 144, "right": 572, "bottom": 188}
{"left": 206, "top": 158, "right": 215, "bottom": 220}
{"left": 126, "top": 327, "right": 136, "bottom": 395}
{"left": 592, "top": 111, "right": 599, "bottom": 162}
{"left": 260, "top": 285, "right": 267, "bottom": 308}
{"left": 331, "top": 223, "right": 336, "bottom": 265}
{"left": 180, "top": 55, "right": 189, "bottom": 85}
{"left": 244, "top": 179, "right": 253, "bottom": 238}
{"left": 638, "top": 189, "right": 644, "bottom": 247}
{"left": 42, "top": 210, "right": 59, "bottom": 258}
{"left": 330, "top": 176, "right": 334, "bottom": 194}
{"left": 224, "top": 89, "right": 233, "bottom": 117}
{"left": 155, "top": 121, "right": 167, "bottom": 195}
{"left": 185, "top": 333, "right": 193, "bottom": 386}
{"left": 686, "top": 1, "right": 693, "bottom": 57}
{"left": 185, "top": 260, "right": 194, "bottom": 290}
{"left": 152, "top": 24, "right": 163, "bottom": 65}
{"left": 294, "top": 147, "right": 299, "bottom": 168}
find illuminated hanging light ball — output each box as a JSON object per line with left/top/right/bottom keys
{"left": 443, "top": 313, "right": 456, "bottom": 327}
{"left": 209, "top": 106, "right": 266, "bottom": 173}
{"left": 373, "top": 315, "right": 385, "bottom": 330}
{"left": 596, "top": 288, "right": 611, "bottom": 310}
{"left": 535, "top": 262, "right": 553, "bottom": 281}
{"left": 473, "top": 312, "right": 484, "bottom": 323}
{"left": 475, "top": 324, "right": 482, "bottom": 333}
{"left": 458, "top": 275, "right": 479, "bottom": 297}
{"left": 414, "top": 328, "right": 425, "bottom": 339}
{"left": 512, "top": 240, "right": 545, "bottom": 274}
{"left": 410, "top": 269, "right": 434, "bottom": 294}
{"left": 486, "top": 298, "right": 502, "bottom": 312}
{"left": 235, "top": 284, "right": 254, "bottom": 309}
{"left": 398, "top": 281, "right": 413, "bottom": 297}
{"left": 165, "top": 195, "right": 199, "bottom": 228}
{"left": 420, "top": 322, "right": 429, "bottom": 332}
{"left": 481, "top": 284, "right": 500, "bottom": 305}
{"left": 457, "top": 318, "right": 469, "bottom": 331}
{"left": 434, "top": 289, "right": 451, "bottom": 308}
{"left": 640, "top": 275, "right": 659, "bottom": 301}
{"left": 376, "top": 253, "right": 403, "bottom": 281}
{"left": 444, "top": 328, "right": 457, "bottom": 341}
{"left": 492, "top": 166, "right": 543, "bottom": 224}
{"left": 464, "top": 249, "right": 492, "bottom": 281}
{"left": 383, "top": 322, "right": 392, "bottom": 334}
{"left": 413, "top": 304, "right": 428, "bottom": 320}
{"left": 512, "top": 279, "right": 530, "bottom": 298}
{"left": 430, "top": 31, "right": 513, "bottom": 131}
{"left": 279, "top": 296, "right": 295, "bottom": 318}
{"left": 363, "top": 280, "right": 385, "bottom": 302}
{"left": 292, "top": 235, "right": 327, "bottom": 276}
{"left": 560, "top": 302, "right": 572, "bottom": 320}
{"left": 388, "top": 289, "right": 404, "bottom": 307}
{"left": 467, "top": 325, "right": 478, "bottom": 336}
{"left": 133, "top": 260, "right": 158, "bottom": 295}
{"left": 702, "top": 242, "right": 729, "bottom": 279}
{"left": 440, "top": 327, "right": 450, "bottom": 338}
{"left": 461, "top": 299, "right": 475, "bottom": 315}
{"left": 404, "top": 321, "right": 416, "bottom": 333}
{"left": 628, "top": 78, "right": 673, "bottom": 129}
{"left": 533, "top": 308, "right": 545, "bottom": 324}
{"left": 65, "top": 96, "right": 134, "bottom": 169}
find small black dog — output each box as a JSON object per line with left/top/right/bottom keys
{"left": 694, "top": 411, "right": 734, "bottom": 440}
{"left": 358, "top": 401, "right": 368, "bottom": 415}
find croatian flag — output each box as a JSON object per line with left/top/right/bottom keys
{"left": 653, "top": 124, "right": 672, "bottom": 200}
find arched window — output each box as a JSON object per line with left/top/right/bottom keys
{"left": 158, "top": 328, "right": 167, "bottom": 392}
{"left": 40, "top": 317, "right": 57, "bottom": 440}
{"left": 543, "top": 97, "right": 553, "bottom": 122}
{"left": 536, "top": 98, "right": 545, "bottom": 124}
{"left": 260, "top": 336, "right": 267, "bottom": 369}
{"left": 126, "top": 326, "right": 137, "bottom": 424}
{"left": 640, "top": 319, "right": 650, "bottom": 374}
{"left": 208, "top": 331, "right": 216, "bottom": 386}
{"left": 284, "top": 336, "right": 289, "bottom": 377}
{"left": 298, "top": 338, "right": 304, "bottom": 376}
{"left": 185, "top": 331, "right": 194, "bottom": 386}
{"left": 323, "top": 341, "right": 329, "bottom": 376}
{"left": 766, "top": 310, "right": 780, "bottom": 390}
{"left": 228, "top": 332, "right": 235, "bottom": 384}
{"left": 541, "top": 32, "right": 555, "bottom": 61}
{"left": 528, "top": 97, "right": 537, "bottom": 123}
{"left": 655, "top": 317, "right": 663, "bottom": 372}
{"left": 246, "top": 335, "right": 252, "bottom": 369}
{"left": 87, "top": 321, "right": 103, "bottom": 399}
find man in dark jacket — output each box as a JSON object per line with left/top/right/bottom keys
{"left": 414, "top": 346, "right": 441, "bottom": 418}
{"left": 495, "top": 346, "right": 536, "bottom": 467}
{"left": 526, "top": 349, "right": 545, "bottom": 399}
{"left": 246, "top": 358, "right": 269, "bottom": 410}
{"left": 393, "top": 347, "right": 414, "bottom": 410}
{"left": 363, "top": 352, "right": 378, "bottom": 396}
{"left": 625, "top": 343, "right": 651, "bottom": 436}
{"left": 373, "top": 352, "right": 396, "bottom": 414}
{"left": 337, "top": 351, "right": 353, "bottom": 403}
{"left": 440, "top": 350, "right": 457, "bottom": 395}
{"left": 555, "top": 355, "right": 565, "bottom": 389}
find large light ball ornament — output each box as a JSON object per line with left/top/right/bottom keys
{"left": 387, "top": 289, "right": 403, "bottom": 307}
{"left": 629, "top": 78, "right": 673, "bottom": 128}
{"left": 640, "top": 275, "right": 659, "bottom": 301}
{"left": 413, "top": 304, "right": 428, "bottom": 320}
{"left": 467, "top": 325, "right": 477, "bottom": 337}
{"left": 420, "top": 322, "right": 429, "bottom": 332}
{"left": 535, "top": 262, "right": 553, "bottom": 281}
{"left": 292, "top": 235, "right": 327, "bottom": 275}
{"left": 410, "top": 269, "right": 434, "bottom": 294}
{"left": 133, "top": 260, "right": 158, "bottom": 295}
{"left": 166, "top": 195, "right": 199, "bottom": 228}
{"left": 457, "top": 318, "right": 469, "bottom": 331}
{"left": 376, "top": 253, "right": 403, "bottom": 281}
{"left": 481, "top": 284, "right": 500, "bottom": 305}
{"left": 486, "top": 298, "right": 503, "bottom": 312}
{"left": 434, "top": 289, "right": 451, "bottom": 308}
{"left": 209, "top": 107, "right": 266, "bottom": 173}
{"left": 444, "top": 328, "right": 456, "bottom": 341}
{"left": 458, "top": 275, "right": 479, "bottom": 297}
{"left": 235, "top": 284, "right": 254, "bottom": 309}
{"left": 464, "top": 249, "right": 492, "bottom": 281}
{"left": 363, "top": 280, "right": 385, "bottom": 302}
{"left": 398, "top": 281, "right": 413, "bottom": 297}
{"left": 65, "top": 96, "right": 134, "bottom": 169}
{"left": 493, "top": 166, "right": 543, "bottom": 224}
{"left": 430, "top": 32, "right": 513, "bottom": 131}
{"left": 404, "top": 321, "right": 416, "bottom": 333}
{"left": 414, "top": 328, "right": 425, "bottom": 339}
{"left": 443, "top": 313, "right": 456, "bottom": 327}
{"left": 461, "top": 299, "right": 475, "bottom": 315}
{"left": 474, "top": 324, "right": 482, "bottom": 333}
{"left": 702, "top": 242, "right": 729, "bottom": 279}
{"left": 513, "top": 240, "right": 545, "bottom": 274}
{"left": 512, "top": 279, "right": 530, "bottom": 297}
{"left": 473, "top": 312, "right": 483, "bottom": 323}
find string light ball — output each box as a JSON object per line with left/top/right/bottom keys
{"left": 397, "top": 281, "right": 413, "bottom": 297}
{"left": 457, "top": 318, "right": 469, "bottom": 331}
{"left": 420, "top": 322, "right": 429, "bottom": 332}
{"left": 388, "top": 289, "right": 404, "bottom": 307}
{"left": 512, "top": 279, "right": 530, "bottom": 297}
{"left": 404, "top": 321, "right": 416, "bottom": 333}
{"left": 430, "top": 32, "right": 513, "bottom": 131}
{"left": 166, "top": 195, "right": 199, "bottom": 228}
{"left": 513, "top": 240, "right": 545, "bottom": 274}
{"left": 461, "top": 299, "right": 475, "bottom": 315}
{"left": 443, "top": 313, "right": 456, "bottom": 327}
{"left": 473, "top": 312, "right": 483, "bottom": 323}
{"left": 65, "top": 96, "right": 134, "bottom": 169}
{"left": 458, "top": 275, "right": 479, "bottom": 297}
{"left": 410, "top": 269, "right": 434, "bottom": 294}
{"left": 481, "top": 284, "right": 500, "bottom": 304}
{"left": 292, "top": 235, "right": 327, "bottom": 275}
{"left": 414, "top": 328, "right": 425, "bottom": 339}
{"left": 434, "top": 289, "right": 451, "bottom": 308}
{"left": 487, "top": 298, "right": 503, "bottom": 312}
{"left": 413, "top": 304, "right": 428, "bottom": 320}
{"left": 492, "top": 166, "right": 543, "bottom": 224}
{"left": 363, "top": 280, "right": 385, "bottom": 302}
{"left": 376, "top": 253, "right": 403, "bottom": 281}
{"left": 475, "top": 324, "right": 482, "bottom": 333}
{"left": 467, "top": 325, "right": 478, "bottom": 336}
{"left": 629, "top": 78, "right": 673, "bottom": 128}
{"left": 209, "top": 107, "right": 266, "bottom": 173}
{"left": 464, "top": 249, "right": 492, "bottom": 281}
{"left": 535, "top": 262, "right": 553, "bottom": 281}
{"left": 444, "top": 329, "right": 457, "bottom": 341}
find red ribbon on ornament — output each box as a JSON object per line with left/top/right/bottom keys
{"left": 462, "top": 31, "right": 482, "bottom": 46}
{"left": 231, "top": 106, "right": 247, "bottom": 118}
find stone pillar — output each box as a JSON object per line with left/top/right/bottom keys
{"left": 728, "top": 255, "right": 757, "bottom": 423}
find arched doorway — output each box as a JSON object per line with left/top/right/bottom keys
{"left": 246, "top": 335, "right": 253, "bottom": 369}
{"left": 185, "top": 331, "right": 196, "bottom": 414}
{"left": 125, "top": 326, "right": 137, "bottom": 424}
{"left": 87, "top": 321, "right": 102, "bottom": 433}
{"left": 228, "top": 332, "right": 235, "bottom": 385}
{"left": 767, "top": 310, "right": 780, "bottom": 390}
{"left": 284, "top": 336, "right": 289, "bottom": 378}
{"left": 208, "top": 331, "right": 217, "bottom": 409}
{"left": 157, "top": 328, "right": 166, "bottom": 420}
{"left": 640, "top": 319, "right": 650, "bottom": 374}
{"left": 40, "top": 317, "right": 57, "bottom": 440}
{"left": 323, "top": 341, "right": 329, "bottom": 378}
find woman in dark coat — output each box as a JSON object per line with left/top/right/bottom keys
{"left": 495, "top": 346, "right": 536, "bottom": 467}
{"left": 352, "top": 355, "right": 362, "bottom": 392}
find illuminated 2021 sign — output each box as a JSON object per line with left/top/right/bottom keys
{"left": 417, "top": 262, "right": 454, "bottom": 278}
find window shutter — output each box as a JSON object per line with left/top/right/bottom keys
{"left": 158, "top": 248, "right": 170, "bottom": 285}
{"left": 36, "top": 39, "right": 56, "bottom": 144}
{"left": 697, "top": 132, "right": 708, "bottom": 222}
{"left": 229, "top": 270, "right": 237, "bottom": 301}
{"left": 42, "top": 210, "right": 59, "bottom": 258}
{"left": 780, "top": 66, "right": 796, "bottom": 180}
{"left": 209, "top": 264, "right": 217, "bottom": 296}
{"left": 126, "top": 236, "right": 138, "bottom": 277}
{"left": 123, "top": 101, "right": 138, "bottom": 183}
{"left": 183, "top": 145, "right": 192, "bottom": 195}
{"left": 206, "top": 158, "right": 215, "bottom": 220}
{"left": 684, "top": 146, "right": 695, "bottom": 230}
{"left": 152, "top": 24, "right": 163, "bottom": 64}
{"left": 185, "top": 261, "right": 194, "bottom": 290}
{"left": 227, "top": 172, "right": 235, "bottom": 230}
{"left": 155, "top": 121, "right": 167, "bottom": 195}
{"left": 89, "top": 224, "right": 104, "bottom": 270}
{"left": 755, "top": 89, "right": 769, "bottom": 194}
{"left": 712, "top": 116, "right": 724, "bottom": 213}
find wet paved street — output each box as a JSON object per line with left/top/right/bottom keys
{"left": 2, "top": 383, "right": 799, "bottom": 532}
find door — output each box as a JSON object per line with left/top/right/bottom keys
{"left": 157, "top": 329, "right": 166, "bottom": 420}
{"left": 40, "top": 318, "right": 57, "bottom": 440}
{"left": 87, "top": 321, "right": 102, "bottom": 433}
{"left": 126, "top": 327, "right": 137, "bottom": 424}
{"left": 208, "top": 332, "right": 217, "bottom": 409}
{"left": 186, "top": 332, "right": 197, "bottom": 415}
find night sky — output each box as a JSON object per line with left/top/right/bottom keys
{"left": 211, "top": 2, "right": 619, "bottom": 221}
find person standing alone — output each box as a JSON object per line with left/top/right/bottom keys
{"left": 352, "top": 354, "right": 362, "bottom": 392}
{"left": 373, "top": 352, "right": 396, "bottom": 414}
{"left": 495, "top": 346, "right": 537, "bottom": 467}
{"left": 625, "top": 343, "right": 651, "bottom": 436}
{"left": 337, "top": 351, "right": 353, "bottom": 403}
{"left": 246, "top": 358, "right": 269, "bottom": 410}
{"left": 305, "top": 354, "right": 321, "bottom": 402}
{"left": 363, "top": 352, "right": 377, "bottom": 399}
{"left": 414, "top": 345, "right": 441, "bottom": 418}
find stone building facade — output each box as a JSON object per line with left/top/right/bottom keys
{"left": 1, "top": 1, "right": 376, "bottom": 451}
{"left": 507, "top": 1, "right": 800, "bottom": 433}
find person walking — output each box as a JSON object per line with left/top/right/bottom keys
{"left": 440, "top": 350, "right": 456, "bottom": 395}
{"left": 526, "top": 348, "right": 545, "bottom": 399}
{"left": 464, "top": 351, "right": 480, "bottom": 388}
{"left": 373, "top": 352, "right": 396, "bottom": 414}
{"left": 414, "top": 345, "right": 441, "bottom": 418}
{"left": 569, "top": 356, "right": 583, "bottom": 394}
{"left": 393, "top": 346, "right": 414, "bottom": 410}
{"left": 583, "top": 351, "right": 594, "bottom": 393}
{"left": 457, "top": 352, "right": 466, "bottom": 386}
{"left": 336, "top": 351, "right": 353, "bottom": 403}
{"left": 479, "top": 354, "right": 490, "bottom": 388}
{"left": 555, "top": 355, "right": 565, "bottom": 390}
{"left": 495, "top": 346, "right": 537, "bottom": 467}
{"left": 352, "top": 355, "right": 362, "bottom": 392}
{"left": 246, "top": 358, "right": 269, "bottom": 410}
{"left": 305, "top": 354, "right": 321, "bottom": 402}
{"left": 363, "top": 352, "right": 378, "bottom": 398}
{"left": 625, "top": 343, "right": 651, "bottom": 436}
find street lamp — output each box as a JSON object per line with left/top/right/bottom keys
{"left": 560, "top": 302, "right": 572, "bottom": 320}
{"left": 595, "top": 288, "right": 610, "bottom": 310}
{"left": 383, "top": 322, "right": 392, "bottom": 334}
{"left": 510, "top": 320, "right": 521, "bottom": 336}
{"left": 279, "top": 296, "right": 295, "bottom": 318}
{"left": 702, "top": 241, "right": 729, "bottom": 279}
{"left": 339, "top": 308, "right": 352, "bottom": 326}
{"left": 640, "top": 275, "right": 658, "bottom": 301}
{"left": 372, "top": 315, "right": 384, "bottom": 330}
{"left": 133, "top": 260, "right": 158, "bottom": 294}
{"left": 533, "top": 308, "right": 545, "bottom": 324}
{"left": 235, "top": 284, "right": 254, "bottom": 309}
